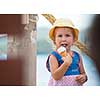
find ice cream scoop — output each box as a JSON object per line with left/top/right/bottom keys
{"left": 57, "top": 46, "right": 67, "bottom": 57}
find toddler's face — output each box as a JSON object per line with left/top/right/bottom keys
{"left": 54, "top": 27, "right": 74, "bottom": 51}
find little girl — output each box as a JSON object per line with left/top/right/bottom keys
{"left": 46, "top": 18, "right": 87, "bottom": 86}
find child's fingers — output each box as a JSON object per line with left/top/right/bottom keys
{"left": 75, "top": 75, "right": 82, "bottom": 81}
{"left": 75, "top": 75, "right": 86, "bottom": 83}
{"left": 62, "top": 53, "right": 72, "bottom": 66}
{"left": 75, "top": 76, "right": 80, "bottom": 81}
{"left": 61, "top": 57, "right": 65, "bottom": 61}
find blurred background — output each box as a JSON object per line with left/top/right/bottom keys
{"left": 37, "top": 14, "right": 100, "bottom": 86}
{"left": 0, "top": 34, "right": 7, "bottom": 60}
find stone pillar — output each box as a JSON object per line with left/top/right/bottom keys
{"left": 18, "top": 14, "right": 37, "bottom": 85}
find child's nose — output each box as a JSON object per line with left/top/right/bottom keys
{"left": 62, "top": 36, "right": 67, "bottom": 41}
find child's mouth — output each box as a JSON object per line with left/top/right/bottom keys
{"left": 61, "top": 44, "right": 68, "bottom": 47}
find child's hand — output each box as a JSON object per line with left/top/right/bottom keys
{"left": 62, "top": 53, "right": 72, "bottom": 66}
{"left": 75, "top": 74, "right": 87, "bottom": 84}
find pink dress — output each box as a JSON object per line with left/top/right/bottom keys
{"left": 48, "top": 75, "right": 82, "bottom": 86}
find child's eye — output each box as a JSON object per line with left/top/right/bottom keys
{"left": 58, "top": 34, "right": 62, "bottom": 37}
{"left": 66, "top": 34, "right": 70, "bottom": 37}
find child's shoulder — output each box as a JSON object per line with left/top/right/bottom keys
{"left": 72, "top": 50, "right": 81, "bottom": 59}
{"left": 49, "top": 50, "right": 59, "bottom": 56}
{"left": 72, "top": 50, "right": 80, "bottom": 55}
{"left": 46, "top": 51, "right": 60, "bottom": 72}
{"left": 47, "top": 50, "right": 63, "bottom": 64}
{"left": 49, "top": 50, "right": 61, "bottom": 59}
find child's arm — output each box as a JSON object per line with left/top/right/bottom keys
{"left": 49, "top": 54, "right": 72, "bottom": 80}
{"left": 76, "top": 55, "right": 88, "bottom": 84}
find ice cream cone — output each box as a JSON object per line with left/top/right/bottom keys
{"left": 57, "top": 46, "right": 67, "bottom": 57}
{"left": 60, "top": 51, "right": 67, "bottom": 57}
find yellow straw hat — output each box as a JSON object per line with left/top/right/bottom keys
{"left": 49, "top": 18, "right": 79, "bottom": 41}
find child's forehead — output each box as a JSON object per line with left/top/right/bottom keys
{"left": 54, "top": 27, "right": 74, "bottom": 32}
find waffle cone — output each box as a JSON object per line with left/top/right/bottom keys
{"left": 60, "top": 51, "right": 67, "bottom": 57}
